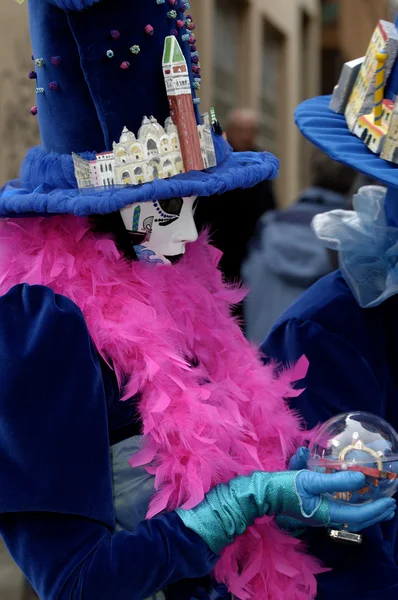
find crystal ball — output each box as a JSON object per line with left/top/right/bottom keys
{"left": 308, "top": 412, "right": 398, "bottom": 504}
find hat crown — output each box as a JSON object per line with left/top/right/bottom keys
{"left": 3, "top": 0, "right": 279, "bottom": 217}
{"left": 28, "top": 0, "right": 200, "bottom": 155}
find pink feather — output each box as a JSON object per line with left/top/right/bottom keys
{"left": 290, "top": 354, "right": 309, "bottom": 383}
{"left": 0, "top": 215, "right": 324, "bottom": 599}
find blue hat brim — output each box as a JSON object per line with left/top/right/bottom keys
{"left": 295, "top": 95, "right": 398, "bottom": 189}
{"left": 0, "top": 148, "right": 279, "bottom": 217}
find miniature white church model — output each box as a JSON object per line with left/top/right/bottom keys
{"left": 73, "top": 36, "right": 216, "bottom": 189}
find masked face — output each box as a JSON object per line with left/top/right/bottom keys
{"left": 120, "top": 196, "right": 199, "bottom": 265}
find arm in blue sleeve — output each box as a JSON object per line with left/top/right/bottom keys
{"left": 261, "top": 317, "right": 381, "bottom": 428}
{"left": 0, "top": 512, "right": 217, "bottom": 600}
{"left": 0, "top": 284, "right": 217, "bottom": 599}
{"left": 262, "top": 317, "right": 398, "bottom": 599}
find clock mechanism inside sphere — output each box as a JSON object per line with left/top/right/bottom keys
{"left": 308, "top": 412, "right": 398, "bottom": 504}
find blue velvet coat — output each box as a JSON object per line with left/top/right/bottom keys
{"left": 262, "top": 270, "right": 398, "bottom": 599}
{"left": 0, "top": 283, "right": 230, "bottom": 600}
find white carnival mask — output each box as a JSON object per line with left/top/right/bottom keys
{"left": 120, "top": 196, "right": 199, "bottom": 265}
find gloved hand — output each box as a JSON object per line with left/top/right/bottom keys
{"left": 295, "top": 470, "right": 395, "bottom": 530}
{"left": 290, "top": 444, "right": 398, "bottom": 502}
{"left": 276, "top": 447, "right": 311, "bottom": 535}
{"left": 176, "top": 467, "right": 396, "bottom": 554}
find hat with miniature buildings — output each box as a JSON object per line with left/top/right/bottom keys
{"left": 2, "top": 0, "right": 279, "bottom": 217}
{"left": 295, "top": 16, "right": 398, "bottom": 189}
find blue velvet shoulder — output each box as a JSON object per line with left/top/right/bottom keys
{"left": 262, "top": 276, "right": 398, "bottom": 599}
{"left": 262, "top": 269, "right": 398, "bottom": 429}
{"left": 0, "top": 284, "right": 114, "bottom": 528}
{"left": 276, "top": 270, "right": 356, "bottom": 326}
{"left": 272, "top": 270, "right": 375, "bottom": 349}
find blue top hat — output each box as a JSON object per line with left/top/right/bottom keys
{"left": 295, "top": 95, "right": 398, "bottom": 189}
{"left": 294, "top": 16, "right": 398, "bottom": 307}
{"left": 295, "top": 17, "right": 398, "bottom": 193}
{"left": 295, "top": 16, "right": 398, "bottom": 227}
{"left": 1, "top": 0, "right": 279, "bottom": 217}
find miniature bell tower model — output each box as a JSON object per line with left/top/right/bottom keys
{"left": 162, "top": 36, "right": 204, "bottom": 172}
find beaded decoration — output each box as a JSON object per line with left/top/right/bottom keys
{"left": 26, "top": 1, "right": 207, "bottom": 146}
{"left": 153, "top": 200, "right": 174, "bottom": 219}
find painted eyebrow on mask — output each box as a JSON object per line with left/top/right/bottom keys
{"left": 158, "top": 217, "right": 179, "bottom": 227}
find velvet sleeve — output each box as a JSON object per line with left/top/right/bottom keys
{"left": 0, "top": 284, "right": 218, "bottom": 599}
{"left": 261, "top": 317, "right": 381, "bottom": 428}
{"left": 261, "top": 317, "right": 398, "bottom": 599}
{"left": 0, "top": 512, "right": 217, "bottom": 599}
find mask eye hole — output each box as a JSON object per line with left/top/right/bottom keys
{"left": 158, "top": 197, "right": 183, "bottom": 216}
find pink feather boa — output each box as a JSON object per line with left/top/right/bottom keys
{"left": 0, "top": 215, "right": 324, "bottom": 599}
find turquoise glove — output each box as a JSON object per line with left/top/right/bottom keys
{"left": 176, "top": 470, "right": 396, "bottom": 554}
{"left": 275, "top": 446, "right": 311, "bottom": 536}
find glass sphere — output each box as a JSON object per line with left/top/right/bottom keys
{"left": 308, "top": 412, "right": 398, "bottom": 504}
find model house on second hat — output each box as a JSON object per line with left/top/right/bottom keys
{"left": 2, "top": 0, "right": 279, "bottom": 217}
{"left": 295, "top": 15, "right": 398, "bottom": 193}
{"left": 294, "top": 13, "right": 398, "bottom": 307}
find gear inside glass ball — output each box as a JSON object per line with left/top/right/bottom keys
{"left": 308, "top": 412, "right": 398, "bottom": 504}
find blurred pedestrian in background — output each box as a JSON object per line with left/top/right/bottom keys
{"left": 242, "top": 148, "right": 356, "bottom": 342}
{"left": 224, "top": 108, "right": 260, "bottom": 153}
{"left": 195, "top": 108, "right": 275, "bottom": 325}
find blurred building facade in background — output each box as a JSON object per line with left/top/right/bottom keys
{"left": 322, "top": 0, "right": 398, "bottom": 94}
{"left": 0, "top": 2, "right": 39, "bottom": 188}
{"left": 190, "top": 0, "right": 321, "bottom": 205}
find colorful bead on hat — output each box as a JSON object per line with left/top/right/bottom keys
{"left": 7, "top": 0, "right": 279, "bottom": 219}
